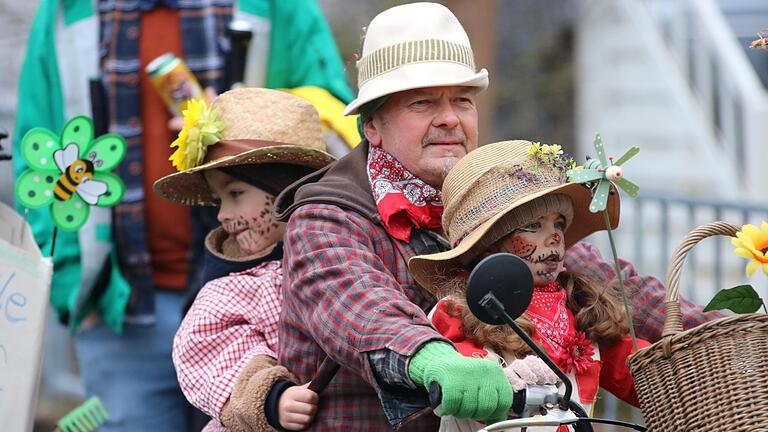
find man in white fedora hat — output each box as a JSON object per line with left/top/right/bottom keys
{"left": 275, "top": 2, "right": 722, "bottom": 429}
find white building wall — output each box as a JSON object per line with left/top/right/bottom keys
{"left": 576, "top": 0, "right": 749, "bottom": 200}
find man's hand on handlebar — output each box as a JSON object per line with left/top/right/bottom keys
{"left": 408, "top": 342, "right": 514, "bottom": 424}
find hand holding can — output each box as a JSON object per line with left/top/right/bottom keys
{"left": 146, "top": 52, "right": 204, "bottom": 117}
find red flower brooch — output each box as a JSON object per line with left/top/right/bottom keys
{"left": 558, "top": 331, "right": 595, "bottom": 374}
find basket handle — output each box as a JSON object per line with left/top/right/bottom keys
{"left": 662, "top": 221, "right": 740, "bottom": 337}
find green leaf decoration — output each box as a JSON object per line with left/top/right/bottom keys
{"left": 614, "top": 146, "right": 639, "bottom": 166}
{"left": 703, "top": 285, "right": 765, "bottom": 313}
{"left": 593, "top": 133, "right": 608, "bottom": 167}
{"left": 88, "top": 134, "right": 127, "bottom": 171}
{"left": 15, "top": 115, "right": 127, "bottom": 232}
{"left": 21, "top": 128, "right": 61, "bottom": 170}
{"left": 614, "top": 177, "right": 640, "bottom": 198}
{"left": 589, "top": 178, "right": 612, "bottom": 213}
{"left": 15, "top": 169, "right": 57, "bottom": 208}
{"left": 62, "top": 116, "right": 94, "bottom": 154}
{"left": 566, "top": 169, "right": 603, "bottom": 183}
{"left": 51, "top": 194, "right": 90, "bottom": 232}
{"left": 93, "top": 172, "right": 125, "bottom": 207}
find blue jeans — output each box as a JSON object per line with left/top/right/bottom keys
{"left": 75, "top": 290, "right": 190, "bottom": 432}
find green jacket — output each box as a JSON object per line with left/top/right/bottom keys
{"left": 13, "top": 0, "right": 353, "bottom": 333}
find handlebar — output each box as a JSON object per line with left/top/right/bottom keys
{"left": 308, "top": 357, "right": 340, "bottom": 393}
{"left": 429, "top": 382, "right": 645, "bottom": 431}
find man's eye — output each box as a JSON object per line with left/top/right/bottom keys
{"left": 454, "top": 97, "right": 473, "bottom": 104}
{"left": 229, "top": 190, "right": 243, "bottom": 198}
{"left": 412, "top": 99, "right": 431, "bottom": 106}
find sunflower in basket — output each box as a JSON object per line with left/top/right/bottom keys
{"left": 704, "top": 221, "right": 768, "bottom": 314}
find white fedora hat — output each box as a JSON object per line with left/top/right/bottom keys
{"left": 343, "top": 2, "right": 489, "bottom": 116}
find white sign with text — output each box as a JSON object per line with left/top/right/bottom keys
{"left": 0, "top": 202, "right": 52, "bottom": 432}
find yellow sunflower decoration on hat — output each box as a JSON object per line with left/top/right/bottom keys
{"left": 170, "top": 98, "right": 224, "bottom": 171}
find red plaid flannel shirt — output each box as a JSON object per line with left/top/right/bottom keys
{"left": 172, "top": 261, "right": 282, "bottom": 427}
{"left": 564, "top": 242, "right": 725, "bottom": 341}
{"left": 279, "top": 203, "right": 446, "bottom": 430}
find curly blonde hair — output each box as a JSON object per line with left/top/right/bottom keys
{"left": 437, "top": 269, "right": 630, "bottom": 358}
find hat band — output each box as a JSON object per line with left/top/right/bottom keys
{"left": 204, "top": 139, "right": 298, "bottom": 164}
{"left": 357, "top": 38, "right": 476, "bottom": 85}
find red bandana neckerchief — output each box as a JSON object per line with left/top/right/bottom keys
{"left": 526, "top": 280, "right": 601, "bottom": 405}
{"left": 367, "top": 145, "right": 443, "bottom": 242}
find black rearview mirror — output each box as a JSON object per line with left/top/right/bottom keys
{"left": 466, "top": 253, "right": 534, "bottom": 325}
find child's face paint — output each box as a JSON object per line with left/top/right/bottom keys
{"left": 205, "top": 170, "right": 286, "bottom": 255}
{"left": 497, "top": 211, "right": 566, "bottom": 286}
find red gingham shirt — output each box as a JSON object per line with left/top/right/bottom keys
{"left": 172, "top": 261, "right": 282, "bottom": 429}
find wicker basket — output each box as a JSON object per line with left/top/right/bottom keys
{"left": 627, "top": 221, "right": 768, "bottom": 431}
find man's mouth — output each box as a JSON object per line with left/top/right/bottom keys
{"left": 429, "top": 139, "right": 462, "bottom": 144}
{"left": 425, "top": 141, "right": 464, "bottom": 148}
{"left": 422, "top": 128, "right": 468, "bottom": 148}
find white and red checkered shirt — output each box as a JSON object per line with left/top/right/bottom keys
{"left": 173, "top": 260, "right": 283, "bottom": 428}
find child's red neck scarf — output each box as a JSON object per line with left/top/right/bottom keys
{"left": 528, "top": 280, "right": 600, "bottom": 405}
{"left": 367, "top": 145, "right": 443, "bottom": 242}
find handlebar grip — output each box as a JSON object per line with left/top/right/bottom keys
{"left": 308, "top": 357, "right": 340, "bottom": 394}
{"left": 428, "top": 382, "right": 526, "bottom": 413}
{"left": 510, "top": 387, "right": 526, "bottom": 415}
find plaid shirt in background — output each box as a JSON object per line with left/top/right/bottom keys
{"left": 172, "top": 261, "right": 282, "bottom": 429}
{"left": 564, "top": 242, "right": 725, "bottom": 342}
{"left": 99, "top": 0, "right": 232, "bottom": 322}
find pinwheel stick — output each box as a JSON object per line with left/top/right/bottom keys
{"left": 602, "top": 210, "right": 639, "bottom": 352}
{"left": 50, "top": 226, "right": 58, "bottom": 258}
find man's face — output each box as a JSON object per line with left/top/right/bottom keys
{"left": 363, "top": 86, "right": 479, "bottom": 188}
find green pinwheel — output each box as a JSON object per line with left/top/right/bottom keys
{"left": 567, "top": 133, "right": 642, "bottom": 350}
{"left": 15, "top": 116, "right": 126, "bottom": 232}
{"left": 566, "top": 134, "right": 640, "bottom": 212}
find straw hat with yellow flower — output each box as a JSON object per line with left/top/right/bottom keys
{"left": 154, "top": 87, "right": 336, "bottom": 206}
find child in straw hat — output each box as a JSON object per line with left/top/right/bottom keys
{"left": 409, "top": 140, "right": 651, "bottom": 431}
{"left": 154, "top": 88, "right": 336, "bottom": 431}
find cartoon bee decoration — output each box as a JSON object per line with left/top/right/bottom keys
{"left": 52, "top": 143, "right": 107, "bottom": 203}
{"left": 750, "top": 29, "right": 768, "bottom": 51}
{"left": 15, "top": 116, "right": 127, "bottom": 231}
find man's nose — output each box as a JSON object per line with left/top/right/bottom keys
{"left": 432, "top": 100, "right": 460, "bottom": 129}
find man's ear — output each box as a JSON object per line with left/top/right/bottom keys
{"left": 363, "top": 117, "right": 382, "bottom": 147}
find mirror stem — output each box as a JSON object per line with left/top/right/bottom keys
{"left": 479, "top": 292, "right": 573, "bottom": 410}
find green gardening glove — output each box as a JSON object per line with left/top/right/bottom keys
{"left": 409, "top": 342, "right": 514, "bottom": 424}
